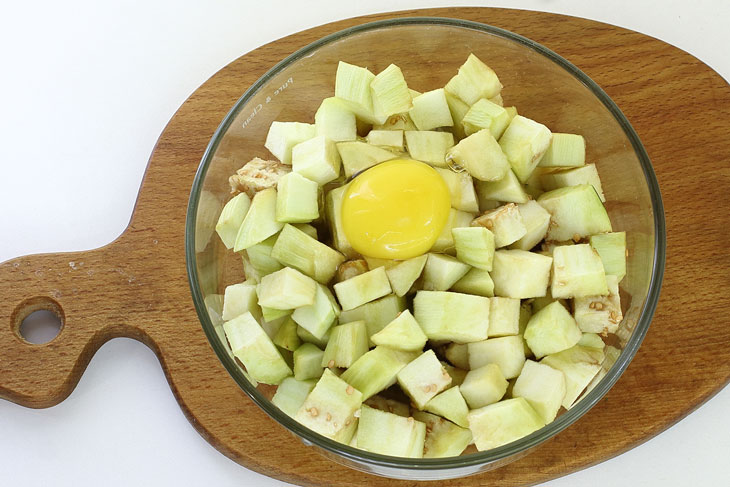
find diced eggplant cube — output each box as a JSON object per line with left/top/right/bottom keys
{"left": 339, "top": 294, "right": 406, "bottom": 342}
{"left": 462, "top": 98, "right": 510, "bottom": 139}
{"left": 490, "top": 249, "right": 552, "bottom": 299}
{"left": 405, "top": 131, "right": 455, "bottom": 167}
{"left": 370, "top": 63, "right": 413, "bottom": 119}
{"left": 589, "top": 232, "right": 627, "bottom": 281}
{"left": 264, "top": 121, "right": 316, "bottom": 165}
{"left": 334, "top": 61, "right": 380, "bottom": 124}
{"left": 385, "top": 254, "right": 428, "bottom": 297}
{"left": 541, "top": 344, "right": 604, "bottom": 409}
{"left": 498, "top": 115, "right": 552, "bottom": 183}
{"left": 291, "top": 135, "right": 342, "bottom": 185}
{"left": 356, "top": 405, "right": 426, "bottom": 457}
{"left": 293, "top": 342, "right": 325, "bottom": 381}
{"left": 275, "top": 172, "right": 319, "bottom": 223}
{"left": 414, "top": 291, "right": 490, "bottom": 343}
{"left": 215, "top": 192, "right": 251, "bottom": 249}
{"left": 291, "top": 283, "right": 340, "bottom": 339}
{"left": 234, "top": 188, "right": 284, "bottom": 251}
{"left": 272, "top": 377, "right": 317, "bottom": 418}
{"left": 444, "top": 342, "right": 470, "bottom": 370}
{"left": 273, "top": 316, "right": 302, "bottom": 351}
{"left": 366, "top": 129, "right": 404, "bottom": 150}
{"left": 409, "top": 88, "right": 454, "bottom": 130}
{"left": 523, "top": 301, "right": 582, "bottom": 358}
{"left": 512, "top": 359, "right": 566, "bottom": 423}
{"left": 467, "top": 397, "right": 544, "bottom": 451}
{"left": 472, "top": 203, "right": 526, "bottom": 248}
{"left": 340, "top": 346, "right": 418, "bottom": 401}
{"left": 337, "top": 141, "right": 397, "bottom": 178}
{"left": 460, "top": 363, "right": 508, "bottom": 408}
{"left": 333, "top": 266, "right": 392, "bottom": 311}
{"left": 422, "top": 253, "right": 471, "bottom": 291}
{"left": 396, "top": 350, "right": 452, "bottom": 409}
{"left": 551, "top": 244, "right": 608, "bottom": 299}
{"left": 451, "top": 268, "right": 495, "bottom": 297}
{"left": 412, "top": 410, "right": 472, "bottom": 458}
{"left": 423, "top": 386, "right": 470, "bottom": 428}
{"left": 452, "top": 226, "right": 495, "bottom": 271}
{"left": 537, "top": 133, "right": 585, "bottom": 167}
{"left": 271, "top": 224, "right": 346, "bottom": 284}
{"left": 256, "top": 267, "right": 317, "bottom": 310}
{"left": 246, "top": 234, "right": 283, "bottom": 278}
{"left": 468, "top": 335, "right": 526, "bottom": 379}
{"left": 488, "top": 297, "right": 521, "bottom": 337}
{"left": 446, "top": 129, "right": 510, "bottom": 182}
{"left": 295, "top": 369, "right": 363, "bottom": 443}
{"left": 370, "top": 310, "right": 428, "bottom": 352}
{"left": 435, "top": 167, "right": 480, "bottom": 213}
{"left": 540, "top": 163, "right": 605, "bottom": 202}
{"left": 474, "top": 169, "right": 529, "bottom": 205}
{"left": 223, "top": 312, "right": 292, "bottom": 385}
{"left": 321, "top": 320, "right": 369, "bottom": 368}
{"left": 510, "top": 200, "right": 551, "bottom": 251}
{"left": 315, "top": 97, "right": 357, "bottom": 142}
{"left": 537, "top": 184, "right": 612, "bottom": 241}
{"left": 573, "top": 274, "right": 623, "bottom": 334}
{"left": 444, "top": 54, "right": 502, "bottom": 105}
{"left": 444, "top": 91, "right": 470, "bottom": 140}
{"left": 222, "top": 281, "right": 262, "bottom": 322}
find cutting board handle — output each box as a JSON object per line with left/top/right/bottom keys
{"left": 0, "top": 239, "right": 149, "bottom": 408}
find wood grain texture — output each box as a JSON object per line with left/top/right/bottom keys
{"left": 1, "top": 7, "right": 729, "bottom": 486}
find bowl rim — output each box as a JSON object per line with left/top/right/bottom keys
{"left": 185, "top": 16, "right": 666, "bottom": 472}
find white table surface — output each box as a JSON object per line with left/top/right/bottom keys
{"left": 2, "top": 1, "right": 728, "bottom": 485}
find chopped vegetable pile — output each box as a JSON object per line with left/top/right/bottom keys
{"left": 210, "top": 53, "right": 626, "bottom": 458}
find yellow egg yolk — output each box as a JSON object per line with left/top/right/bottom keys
{"left": 341, "top": 159, "right": 451, "bottom": 259}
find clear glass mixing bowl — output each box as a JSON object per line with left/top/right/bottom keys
{"left": 186, "top": 17, "right": 665, "bottom": 480}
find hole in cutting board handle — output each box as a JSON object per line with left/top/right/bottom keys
{"left": 19, "top": 310, "right": 63, "bottom": 344}
{"left": 12, "top": 297, "right": 65, "bottom": 345}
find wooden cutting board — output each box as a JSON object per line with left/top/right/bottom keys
{"left": 1, "top": 7, "right": 729, "bottom": 486}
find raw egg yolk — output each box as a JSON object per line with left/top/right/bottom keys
{"left": 341, "top": 159, "right": 451, "bottom": 259}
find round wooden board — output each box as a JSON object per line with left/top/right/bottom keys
{"left": 2, "top": 7, "right": 729, "bottom": 486}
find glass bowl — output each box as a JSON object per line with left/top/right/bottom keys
{"left": 186, "top": 17, "right": 665, "bottom": 481}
